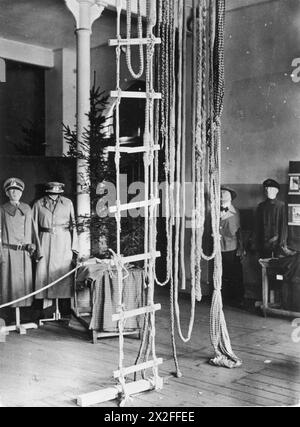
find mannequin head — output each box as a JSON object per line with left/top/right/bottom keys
{"left": 221, "top": 189, "right": 232, "bottom": 208}
{"left": 3, "top": 177, "right": 24, "bottom": 205}
{"left": 45, "top": 182, "right": 64, "bottom": 201}
{"left": 265, "top": 186, "right": 279, "bottom": 200}
{"left": 221, "top": 187, "right": 236, "bottom": 208}
{"left": 6, "top": 188, "right": 22, "bottom": 204}
{"left": 263, "top": 179, "right": 280, "bottom": 200}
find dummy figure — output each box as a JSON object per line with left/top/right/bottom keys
{"left": 0, "top": 177, "right": 42, "bottom": 334}
{"left": 33, "top": 182, "right": 78, "bottom": 321}
{"left": 256, "top": 179, "right": 291, "bottom": 258}
{"left": 220, "top": 187, "right": 244, "bottom": 306}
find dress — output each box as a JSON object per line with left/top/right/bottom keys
{"left": 33, "top": 196, "right": 78, "bottom": 299}
{"left": 220, "top": 204, "right": 244, "bottom": 301}
{"left": 0, "top": 202, "right": 41, "bottom": 307}
{"left": 256, "top": 198, "right": 287, "bottom": 258}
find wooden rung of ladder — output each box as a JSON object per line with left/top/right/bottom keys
{"left": 109, "top": 198, "right": 160, "bottom": 214}
{"left": 77, "top": 377, "right": 163, "bottom": 407}
{"left": 112, "top": 303, "right": 161, "bottom": 322}
{"left": 105, "top": 144, "right": 160, "bottom": 154}
{"left": 109, "top": 37, "right": 161, "bottom": 46}
{"left": 113, "top": 358, "right": 163, "bottom": 379}
{"left": 120, "top": 251, "right": 161, "bottom": 265}
{"left": 110, "top": 90, "right": 162, "bottom": 100}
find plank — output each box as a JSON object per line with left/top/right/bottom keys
{"left": 110, "top": 90, "right": 162, "bottom": 100}
{"left": 77, "top": 377, "right": 163, "bottom": 407}
{"left": 112, "top": 303, "right": 161, "bottom": 322}
{"left": 121, "top": 251, "right": 161, "bottom": 264}
{"left": 109, "top": 37, "right": 161, "bottom": 46}
{"left": 109, "top": 198, "right": 160, "bottom": 213}
{"left": 113, "top": 358, "right": 163, "bottom": 379}
{"left": 105, "top": 145, "right": 160, "bottom": 154}
{"left": 236, "top": 377, "right": 300, "bottom": 399}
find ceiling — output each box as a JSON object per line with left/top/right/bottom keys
{"left": 0, "top": 0, "right": 277, "bottom": 50}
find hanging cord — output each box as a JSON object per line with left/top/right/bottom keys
{"left": 180, "top": 1, "right": 187, "bottom": 292}
{"left": 0, "top": 264, "right": 82, "bottom": 310}
{"left": 114, "top": 3, "right": 130, "bottom": 406}
{"left": 126, "top": 0, "right": 144, "bottom": 79}
{"left": 208, "top": 0, "right": 242, "bottom": 369}
{"left": 172, "top": 0, "right": 197, "bottom": 346}
{"left": 133, "top": 0, "right": 161, "bottom": 384}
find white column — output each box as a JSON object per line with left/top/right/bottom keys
{"left": 65, "top": 0, "right": 107, "bottom": 258}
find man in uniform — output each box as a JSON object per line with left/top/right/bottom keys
{"left": 33, "top": 182, "right": 78, "bottom": 308}
{"left": 220, "top": 187, "right": 244, "bottom": 306}
{"left": 0, "top": 178, "right": 41, "bottom": 311}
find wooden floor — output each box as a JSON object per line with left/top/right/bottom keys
{"left": 0, "top": 287, "right": 299, "bottom": 407}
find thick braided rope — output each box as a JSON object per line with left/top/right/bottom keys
{"left": 126, "top": 0, "right": 144, "bottom": 79}
{"left": 153, "top": 0, "right": 172, "bottom": 288}
{"left": 208, "top": 0, "right": 241, "bottom": 368}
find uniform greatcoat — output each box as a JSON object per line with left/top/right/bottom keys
{"left": 0, "top": 202, "right": 41, "bottom": 307}
{"left": 33, "top": 196, "right": 78, "bottom": 299}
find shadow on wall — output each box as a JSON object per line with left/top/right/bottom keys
{"left": 0, "top": 156, "right": 76, "bottom": 206}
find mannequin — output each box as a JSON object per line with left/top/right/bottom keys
{"left": 256, "top": 179, "right": 290, "bottom": 258}
{"left": 220, "top": 187, "right": 244, "bottom": 306}
{"left": 33, "top": 182, "right": 78, "bottom": 324}
{"left": 0, "top": 177, "right": 42, "bottom": 334}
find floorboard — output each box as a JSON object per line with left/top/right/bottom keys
{"left": 0, "top": 287, "right": 299, "bottom": 407}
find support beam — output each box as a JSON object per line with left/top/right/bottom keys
{"left": 0, "top": 38, "right": 54, "bottom": 68}
{"left": 65, "top": 0, "right": 107, "bottom": 258}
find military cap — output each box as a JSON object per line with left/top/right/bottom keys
{"left": 221, "top": 186, "right": 237, "bottom": 200}
{"left": 3, "top": 177, "right": 25, "bottom": 192}
{"left": 263, "top": 179, "right": 280, "bottom": 190}
{"left": 45, "top": 182, "right": 65, "bottom": 194}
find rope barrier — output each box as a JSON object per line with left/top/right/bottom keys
{"left": 0, "top": 264, "right": 83, "bottom": 310}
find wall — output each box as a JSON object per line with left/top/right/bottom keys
{"left": 0, "top": 60, "right": 45, "bottom": 155}
{"left": 0, "top": 156, "right": 76, "bottom": 206}
{"left": 222, "top": 0, "right": 300, "bottom": 209}
{"left": 219, "top": 0, "right": 300, "bottom": 297}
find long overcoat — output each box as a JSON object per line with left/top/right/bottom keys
{"left": 33, "top": 196, "right": 78, "bottom": 299}
{"left": 0, "top": 202, "right": 41, "bottom": 307}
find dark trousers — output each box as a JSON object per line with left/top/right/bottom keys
{"left": 221, "top": 250, "right": 244, "bottom": 302}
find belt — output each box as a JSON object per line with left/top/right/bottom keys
{"left": 3, "top": 243, "right": 29, "bottom": 251}
{"left": 40, "top": 225, "right": 70, "bottom": 234}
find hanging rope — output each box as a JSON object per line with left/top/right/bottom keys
{"left": 126, "top": 0, "right": 144, "bottom": 79}
{"left": 154, "top": 0, "right": 241, "bottom": 372}
{"left": 207, "top": 0, "right": 242, "bottom": 368}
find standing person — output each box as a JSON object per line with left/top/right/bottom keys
{"left": 256, "top": 179, "right": 291, "bottom": 258}
{"left": 220, "top": 187, "right": 245, "bottom": 306}
{"left": 0, "top": 177, "right": 42, "bottom": 310}
{"left": 32, "top": 182, "right": 78, "bottom": 309}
